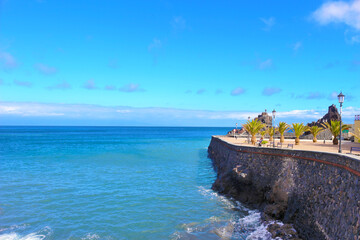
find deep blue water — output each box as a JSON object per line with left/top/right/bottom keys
{"left": 0, "top": 127, "right": 273, "bottom": 240}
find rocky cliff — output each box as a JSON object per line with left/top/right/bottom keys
{"left": 208, "top": 136, "right": 360, "bottom": 240}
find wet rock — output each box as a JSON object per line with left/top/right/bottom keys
{"left": 264, "top": 204, "right": 286, "bottom": 219}
{"left": 267, "top": 223, "right": 302, "bottom": 240}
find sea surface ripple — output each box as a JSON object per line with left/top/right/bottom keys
{"left": 0, "top": 127, "right": 276, "bottom": 239}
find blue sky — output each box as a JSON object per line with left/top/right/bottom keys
{"left": 0, "top": 0, "right": 359, "bottom": 126}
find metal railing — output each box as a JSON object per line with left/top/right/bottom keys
{"left": 356, "top": 115, "right": 360, "bottom": 121}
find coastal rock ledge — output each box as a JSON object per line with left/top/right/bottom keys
{"left": 208, "top": 136, "right": 360, "bottom": 240}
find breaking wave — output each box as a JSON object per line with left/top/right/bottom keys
{"left": 171, "top": 186, "right": 281, "bottom": 239}
{"left": 0, "top": 226, "right": 51, "bottom": 240}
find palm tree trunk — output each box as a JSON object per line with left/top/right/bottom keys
{"left": 333, "top": 137, "right": 338, "bottom": 145}
{"left": 251, "top": 135, "right": 256, "bottom": 145}
{"left": 280, "top": 135, "right": 284, "bottom": 143}
{"left": 295, "top": 137, "right": 300, "bottom": 145}
{"left": 313, "top": 137, "right": 317, "bottom": 143}
{"left": 269, "top": 136, "right": 273, "bottom": 141}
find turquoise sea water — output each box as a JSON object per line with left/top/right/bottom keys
{"left": 0, "top": 127, "right": 273, "bottom": 240}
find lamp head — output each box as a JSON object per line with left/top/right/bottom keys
{"left": 337, "top": 92, "right": 345, "bottom": 104}
{"left": 272, "top": 109, "right": 276, "bottom": 118}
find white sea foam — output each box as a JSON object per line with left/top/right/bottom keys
{"left": 197, "top": 186, "right": 236, "bottom": 210}
{"left": 197, "top": 186, "right": 219, "bottom": 199}
{"left": 0, "top": 224, "right": 28, "bottom": 233}
{"left": 181, "top": 186, "right": 286, "bottom": 239}
{"left": 246, "top": 223, "right": 274, "bottom": 240}
{"left": 0, "top": 227, "right": 51, "bottom": 240}
{"left": 0, "top": 232, "right": 46, "bottom": 240}
{"left": 206, "top": 216, "right": 221, "bottom": 223}
{"left": 239, "top": 212, "right": 284, "bottom": 240}
{"left": 197, "top": 186, "right": 249, "bottom": 212}
{"left": 81, "top": 233, "right": 101, "bottom": 240}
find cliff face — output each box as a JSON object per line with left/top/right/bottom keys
{"left": 308, "top": 104, "right": 341, "bottom": 128}
{"left": 208, "top": 136, "right": 360, "bottom": 240}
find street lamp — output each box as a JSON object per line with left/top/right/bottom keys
{"left": 247, "top": 116, "right": 250, "bottom": 143}
{"left": 272, "top": 109, "right": 276, "bottom": 147}
{"left": 338, "top": 92, "right": 345, "bottom": 153}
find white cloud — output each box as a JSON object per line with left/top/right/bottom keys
{"left": 312, "top": 0, "right": 360, "bottom": 30}
{"left": 197, "top": 89, "right": 206, "bottom": 95}
{"left": 0, "top": 101, "right": 358, "bottom": 126}
{"left": 83, "top": 79, "right": 96, "bottom": 89}
{"left": 148, "top": 38, "right": 162, "bottom": 64}
{"left": 171, "top": 16, "right": 186, "bottom": 31}
{"left": 119, "top": 83, "right": 144, "bottom": 92}
{"left": 105, "top": 85, "right": 116, "bottom": 91}
{"left": 13, "top": 80, "right": 32, "bottom": 87}
{"left": 345, "top": 29, "right": 360, "bottom": 43}
{"left": 108, "top": 59, "right": 119, "bottom": 69}
{"left": 307, "top": 92, "right": 325, "bottom": 99}
{"left": 262, "top": 87, "right": 282, "bottom": 96}
{"left": 293, "top": 41, "right": 302, "bottom": 51}
{"left": 231, "top": 87, "right": 246, "bottom": 96}
{"left": 34, "top": 63, "right": 57, "bottom": 75}
{"left": 260, "top": 17, "right": 275, "bottom": 31}
{"left": 0, "top": 52, "right": 18, "bottom": 70}
{"left": 47, "top": 81, "right": 71, "bottom": 90}
{"left": 329, "top": 91, "right": 339, "bottom": 100}
{"left": 148, "top": 38, "right": 162, "bottom": 52}
{"left": 349, "top": 34, "right": 360, "bottom": 43}
{"left": 257, "top": 59, "right": 273, "bottom": 70}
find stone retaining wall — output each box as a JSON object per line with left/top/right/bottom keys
{"left": 208, "top": 136, "right": 360, "bottom": 240}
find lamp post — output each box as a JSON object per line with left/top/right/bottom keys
{"left": 338, "top": 92, "right": 345, "bottom": 153}
{"left": 323, "top": 119, "right": 327, "bottom": 144}
{"left": 235, "top": 122, "right": 238, "bottom": 139}
{"left": 272, "top": 109, "right": 276, "bottom": 147}
{"left": 247, "top": 116, "right": 250, "bottom": 143}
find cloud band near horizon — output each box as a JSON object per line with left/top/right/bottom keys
{"left": 0, "top": 101, "right": 358, "bottom": 126}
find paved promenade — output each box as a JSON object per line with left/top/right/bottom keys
{"left": 217, "top": 136, "right": 360, "bottom": 156}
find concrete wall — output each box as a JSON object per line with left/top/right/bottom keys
{"left": 355, "top": 119, "right": 360, "bottom": 142}
{"left": 208, "top": 136, "right": 360, "bottom": 240}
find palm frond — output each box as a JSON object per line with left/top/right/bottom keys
{"left": 278, "top": 122, "right": 290, "bottom": 135}
{"left": 309, "top": 125, "right": 324, "bottom": 137}
{"left": 242, "top": 119, "right": 266, "bottom": 136}
{"left": 291, "top": 123, "right": 309, "bottom": 137}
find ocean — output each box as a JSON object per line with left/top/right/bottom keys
{"left": 0, "top": 127, "right": 274, "bottom": 240}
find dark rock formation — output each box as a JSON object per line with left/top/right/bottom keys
{"left": 254, "top": 109, "right": 273, "bottom": 127}
{"left": 226, "top": 128, "right": 245, "bottom": 136}
{"left": 308, "top": 104, "right": 341, "bottom": 128}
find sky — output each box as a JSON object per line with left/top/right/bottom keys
{"left": 0, "top": 0, "right": 359, "bottom": 126}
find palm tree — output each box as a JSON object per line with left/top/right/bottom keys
{"left": 292, "top": 123, "right": 309, "bottom": 145}
{"left": 242, "top": 119, "right": 266, "bottom": 145}
{"left": 278, "top": 122, "right": 290, "bottom": 143}
{"left": 260, "top": 130, "right": 267, "bottom": 138}
{"left": 309, "top": 125, "right": 324, "bottom": 143}
{"left": 267, "top": 126, "right": 275, "bottom": 141}
{"left": 322, "top": 120, "right": 350, "bottom": 145}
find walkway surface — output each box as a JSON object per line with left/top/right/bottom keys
{"left": 216, "top": 136, "right": 360, "bottom": 157}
